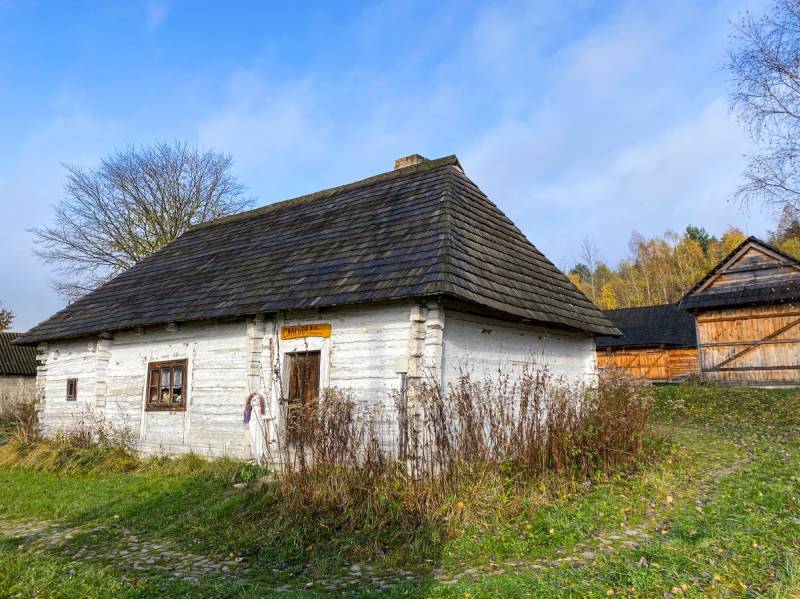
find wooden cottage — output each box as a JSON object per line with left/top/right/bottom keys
{"left": 681, "top": 236, "right": 800, "bottom": 386}
{"left": 16, "top": 154, "right": 618, "bottom": 459}
{"left": 596, "top": 305, "right": 698, "bottom": 383}
{"left": 0, "top": 332, "right": 37, "bottom": 402}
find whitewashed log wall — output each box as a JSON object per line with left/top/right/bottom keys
{"left": 37, "top": 300, "right": 597, "bottom": 459}
{"left": 39, "top": 338, "right": 100, "bottom": 434}
{"left": 441, "top": 310, "right": 597, "bottom": 389}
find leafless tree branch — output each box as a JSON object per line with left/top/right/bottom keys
{"left": 32, "top": 141, "right": 251, "bottom": 300}
{"left": 729, "top": 1, "right": 800, "bottom": 213}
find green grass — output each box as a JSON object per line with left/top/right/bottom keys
{"left": 0, "top": 384, "right": 798, "bottom": 597}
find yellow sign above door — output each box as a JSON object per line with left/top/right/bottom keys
{"left": 280, "top": 323, "right": 332, "bottom": 340}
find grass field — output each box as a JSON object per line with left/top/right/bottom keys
{"left": 0, "top": 384, "right": 798, "bottom": 597}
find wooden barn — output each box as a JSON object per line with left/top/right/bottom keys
{"left": 681, "top": 236, "right": 800, "bottom": 386}
{"left": 0, "top": 332, "right": 37, "bottom": 402}
{"left": 596, "top": 304, "right": 698, "bottom": 383}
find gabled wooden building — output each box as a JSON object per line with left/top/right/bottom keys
{"left": 681, "top": 237, "right": 800, "bottom": 386}
{"left": 596, "top": 304, "right": 698, "bottom": 383}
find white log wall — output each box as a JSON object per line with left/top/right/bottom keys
{"left": 37, "top": 302, "right": 597, "bottom": 459}
{"left": 39, "top": 338, "right": 100, "bottom": 434}
{"left": 441, "top": 310, "right": 597, "bottom": 390}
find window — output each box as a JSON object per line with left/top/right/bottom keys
{"left": 66, "top": 378, "right": 77, "bottom": 401}
{"left": 285, "top": 351, "right": 321, "bottom": 441}
{"left": 146, "top": 360, "right": 187, "bottom": 411}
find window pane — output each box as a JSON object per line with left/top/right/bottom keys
{"left": 172, "top": 366, "right": 183, "bottom": 405}
{"left": 160, "top": 368, "right": 171, "bottom": 405}
{"left": 149, "top": 369, "right": 160, "bottom": 387}
{"left": 173, "top": 366, "right": 183, "bottom": 388}
{"left": 148, "top": 387, "right": 159, "bottom": 405}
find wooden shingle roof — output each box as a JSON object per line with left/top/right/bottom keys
{"left": 0, "top": 332, "right": 37, "bottom": 376}
{"left": 596, "top": 305, "right": 697, "bottom": 349}
{"left": 17, "top": 156, "right": 618, "bottom": 344}
{"left": 681, "top": 236, "right": 800, "bottom": 311}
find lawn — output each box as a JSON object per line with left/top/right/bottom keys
{"left": 0, "top": 384, "right": 798, "bottom": 598}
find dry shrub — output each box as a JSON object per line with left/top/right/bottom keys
{"left": 0, "top": 404, "right": 267, "bottom": 481}
{"left": 0, "top": 389, "right": 39, "bottom": 443}
{"left": 0, "top": 408, "right": 139, "bottom": 474}
{"left": 260, "top": 367, "right": 660, "bottom": 539}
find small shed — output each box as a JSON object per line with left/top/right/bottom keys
{"left": 681, "top": 236, "right": 800, "bottom": 386}
{"left": 0, "top": 332, "right": 37, "bottom": 401}
{"left": 596, "top": 304, "right": 698, "bottom": 383}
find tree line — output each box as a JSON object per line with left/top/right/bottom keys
{"left": 568, "top": 207, "right": 800, "bottom": 310}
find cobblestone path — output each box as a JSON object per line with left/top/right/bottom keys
{"left": 0, "top": 518, "right": 248, "bottom": 585}
{"left": 0, "top": 449, "right": 748, "bottom": 594}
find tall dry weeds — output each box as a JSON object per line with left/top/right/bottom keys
{"left": 0, "top": 389, "right": 39, "bottom": 443}
{"left": 260, "top": 367, "right": 658, "bottom": 533}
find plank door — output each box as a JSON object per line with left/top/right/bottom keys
{"left": 285, "top": 351, "right": 321, "bottom": 442}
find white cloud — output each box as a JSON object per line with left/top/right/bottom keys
{"left": 0, "top": 110, "right": 121, "bottom": 330}
{"left": 194, "top": 0, "right": 770, "bottom": 271}
{"left": 524, "top": 99, "right": 764, "bottom": 265}
{"left": 458, "top": 0, "right": 771, "bottom": 268}
{"left": 145, "top": 1, "right": 169, "bottom": 31}
{"left": 198, "top": 73, "right": 326, "bottom": 172}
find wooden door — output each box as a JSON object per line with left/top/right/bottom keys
{"left": 286, "top": 351, "right": 321, "bottom": 442}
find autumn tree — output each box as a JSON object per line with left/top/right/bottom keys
{"left": 728, "top": 1, "right": 800, "bottom": 213}
{"left": 685, "top": 225, "right": 716, "bottom": 257}
{"left": 596, "top": 283, "right": 618, "bottom": 310}
{"left": 570, "top": 226, "right": 748, "bottom": 309}
{"left": 0, "top": 302, "right": 12, "bottom": 332}
{"left": 33, "top": 141, "right": 251, "bottom": 300}
{"left": 770, "top": 203, "right": 800, "bottom": 257}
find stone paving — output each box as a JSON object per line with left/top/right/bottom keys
{"left": 0, "top": 518, "right": 248, "bottom": 585}
{"left": 0, "top": 450, "right": 748, "bottom": 594}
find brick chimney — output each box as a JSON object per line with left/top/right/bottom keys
{"left": 394, "top": 154, "right": 428, "bottom": 170}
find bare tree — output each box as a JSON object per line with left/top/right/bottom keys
{"left": 578, "top": 237, "right": 601, "bottom": 300}
{"left": 33, "top": 141, "right": 251, "bottom": 300}
{"left": 0, "top": 303, "right": 12, "bottom": 332}
{"left": 729, "top": 1, "right": 800, "bottom": 212}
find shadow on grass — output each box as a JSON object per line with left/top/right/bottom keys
{"left": 9, "top": 467, "right": 449, "bottom": 597}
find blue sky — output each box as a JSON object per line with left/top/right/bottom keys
{"left": 0, "top": 0, "right": 773, "bottom": 331}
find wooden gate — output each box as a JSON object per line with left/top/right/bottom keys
{"left": 597, "top": 347, "right": 698, "bottom": 382}
{"left": 696, "top": 304, "right": 800, "bottom": 385}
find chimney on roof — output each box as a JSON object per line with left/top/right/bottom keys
{"left": 394, "top": 154, "right": 428, "bottom": 170}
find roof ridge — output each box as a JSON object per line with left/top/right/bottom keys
{"left": 188, "top": 155, "right": 462, "bottom": 232}
{"left": 604, "top": 303, "right": 680, "bottom": 312}
{"left": 680, "top": 235, "right": 800, "bottom": 303}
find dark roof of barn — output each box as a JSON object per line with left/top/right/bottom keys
{"left": 16, "top": 155, "right": 619, "bottom": 345}
{"left": 0, "top": 332, "right": 37, "bottom": 376}
{"left": 680, "top": 236, "right": 800, "bottom": 311}
{"left": 596, "top": 304, "right": 697, "bottom": 349}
